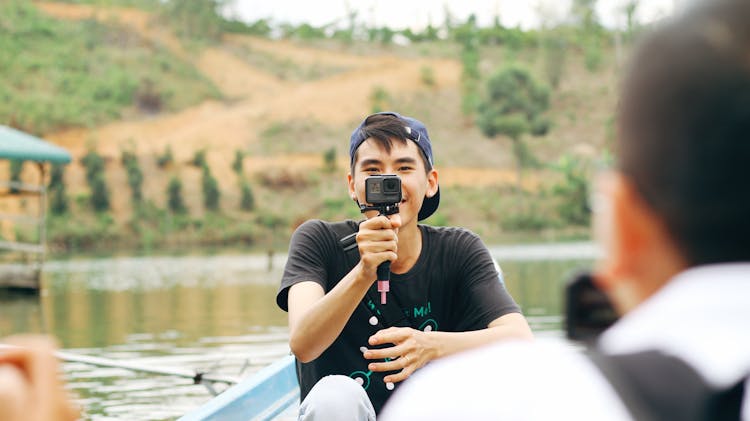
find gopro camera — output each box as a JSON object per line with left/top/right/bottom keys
{"left": 564, "top": 271, "right": 619, "bottom": 343}
{"left": 365, "top": 175, "right": 402, "bottom": 208}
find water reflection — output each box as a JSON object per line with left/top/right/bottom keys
{"left": 39, "top": 254, "right": 289, "bottom": 348}
{"left": 0, "top": 291, "right": 45, "bottom": 335}
{"left": 500, "top": 259, "right": 593, "bottom": 334}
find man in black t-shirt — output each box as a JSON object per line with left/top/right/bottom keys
{"left": 277, "top": 112, "right": 533, "bottom": 419}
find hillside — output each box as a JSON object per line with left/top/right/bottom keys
{"left": 3, "top": 2, "right": 622, "bottom": 253}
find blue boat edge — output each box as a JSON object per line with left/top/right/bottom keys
{"left": 179, "top": 354, "right": 299, "bottom": 421}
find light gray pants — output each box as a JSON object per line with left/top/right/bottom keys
{"left": 298, "top": 375, "right": 376, "bottom": 421}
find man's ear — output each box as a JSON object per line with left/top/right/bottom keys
{"left": 426, "top": 169, "right": 438, "bottom": 198}
{"left": 347, "top": 173, "right": 356, "bottom": 200}
{"left": 594, "top": 173, "right": 685, "bottom": 313}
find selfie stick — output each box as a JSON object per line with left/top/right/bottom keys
{"left": 377, "top": 261, "right": 390, "bottom": 305}
{"left": 360, "top": 203, "right": 399, "bottom": 305}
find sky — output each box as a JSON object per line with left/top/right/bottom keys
{"left": 223, "top": 0, "right": 680, "bottom": 31}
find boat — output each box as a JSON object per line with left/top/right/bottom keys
{"left": 178, "top": 354, "right": 300, "bottom": 421}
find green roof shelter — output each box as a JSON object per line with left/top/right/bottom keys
{"left": 0, "top": 125, "right": 72, "bottom": 290}
{"left": 0, "top": 125, "right": 72, "bottom": 164}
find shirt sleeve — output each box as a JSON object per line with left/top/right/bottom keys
{"left": 451, "top": 230, "right": 521, "bottom": 330}
{"left": 276, "top": 219, "right": 335, "bottom": 311}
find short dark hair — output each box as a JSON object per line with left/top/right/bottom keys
{"left": 350, "top": 114, "right": 433, "bottom": 176}
{"left": 618, "top": 0, "right": 750, "bottom": 265}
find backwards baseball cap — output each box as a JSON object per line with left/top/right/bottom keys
{"left": 349, "top": 111, "right": 440, "bottom": 221}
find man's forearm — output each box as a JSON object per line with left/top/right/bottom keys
{"left": 288, "top": 264, "right": 373, "bottom": 362}
{"left": 427, "top": 313, "right": 533, "bottom": 359}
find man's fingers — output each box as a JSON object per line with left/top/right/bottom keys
{"left": 367, "top": 354, "right": 409, "bottom": 373}
{"left": 368, "top": 327, "right": 408, "bottom": 346}
{"left": 361, "top": 215, "right": 396, "bottom": 229}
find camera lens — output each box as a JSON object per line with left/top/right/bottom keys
{"left": 384, "top": 179, "right": 398, "bottom": 192}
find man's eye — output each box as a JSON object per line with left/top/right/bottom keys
{"left": 398, "top": 166, "right": 414, "bottom": 171}
{"left": 364, "top": 168, "right": 379, "bottom": 173}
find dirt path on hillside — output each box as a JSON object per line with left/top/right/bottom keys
{"left": 34, "top": 2, "right": 532, "bottom": 220}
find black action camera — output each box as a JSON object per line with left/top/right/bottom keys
{"left": 365, "top": 175, "right": 402, "bottom": 212}
{"left": 564, "top": 271, "right": 619, "bottom": 343}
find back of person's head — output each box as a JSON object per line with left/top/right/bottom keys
{"left": 618, "top": 0, "right": 750, "bottom": 266}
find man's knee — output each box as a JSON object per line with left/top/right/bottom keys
{"left": 299, "top": 375, "right": 375, "bottom": 421}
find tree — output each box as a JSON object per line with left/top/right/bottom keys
{"left": 240, "top": 180, "right": 255, "bottom": 211}
{"left": 121, "top": 149, "right": 143, "bottom": 203}
{"left": 571, "top": 0, "right": 604, "bottom": 72}
{"left": 455, "top": 14, "right": 481, "bottom": 117}
{"left": 163, "top": 0, "right": 225, "bottom": 41}
{"left": 81, "top": 147, "right": 110, "bottom": 211}
{"left": 201, "top": 164, "right": 220, "bottom": 211}
{"left": 623, "top": 1, "right": 640, "bottom": 41}
{"left": 477, "top": 65, "right": 550, "bottom": 188}
{"left": 572, "top": 0, "right": 599, "bottom": 30}
{"left": 552, "top": 154, "right": 591, "bottom": 226}
{"left": 232, "top": 149, "right": 244, "bottom": 175}
{"left": 167, "top": 176, "right": 186, "bottom": 214}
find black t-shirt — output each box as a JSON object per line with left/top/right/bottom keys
{"left": 277, "top": 219, "right": 521, "bottom": 414}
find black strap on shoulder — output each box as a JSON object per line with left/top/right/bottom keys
{"left": 586, "top": 349, "right": 746, "bottom": 421}
{"left": 328, "top": 221, "right": 411, "bottom": 328}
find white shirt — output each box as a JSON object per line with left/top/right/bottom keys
{"left": 380, "top": 263, "right": 750, "bottom": 420}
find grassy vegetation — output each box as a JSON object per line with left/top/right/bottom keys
{"left": 225, "top": 43, "right": 351, "bottom": 82}
{"left": 0, "top": 1, "right": 220, "bottom": 134}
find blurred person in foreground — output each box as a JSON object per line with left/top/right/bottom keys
{"left": 277, "top": 111, "right": 533, "bottom": 420}
{"left": 0, "top": 335, "right": 80, "bottom": 421}
{"left": 381, "top": 1, "right": 750, "bottom": 420}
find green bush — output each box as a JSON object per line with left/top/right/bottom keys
{"left": 201, "top": 164, "right": 220, "bottom": 211}
{"left": 192, "top": 149, "right": 207, "bottom": 167}
{"left": 121, "top": 149, "right": 143, "bottom": 202}
{"left": 460, "top": 38, "right": 480, "bottom": 117}
{"left": 552, "top": 155, "right": 591, "bottom": 226}
{"left": 370, "top": 86, "right": 391, "bottom": 113}
{"left": 90, "top": 173, "right": 110, "bottom": 212}
{"left": 162, "top": 0, "right": 224, "bottom": 41}
{"left": 323, "top": 147, "right": 337, "bottom": 173}
{"left": 81, "top": 148, "right": 105, "bottom": 184}
{"left": 240, "top": 180, "right": 255, "bottom": 212}
{"left": 157, "top": 145, "right": 174, "bottom": 168}
{"left": 584, "top": 40, "right": 603, "bottom": 72}
{"left": 542, "top": 31, "right": 568, "bottom": 89}
{"left": 232, "top": 149, "right": 245, "bottom": 175}
{"left": 502, "top": 211, "right": 557, "bottom": 231}
{"left": 167, "top": 176, "right": 187, "bottom": 213}
{"left": 420, "top": 66, "right": 436, "bottom": 87}
{"left": 49, "top": 163, "right": 68, "bottom": 215}
{"left": 81, "top": 148, "right": 110, "bottom": 211}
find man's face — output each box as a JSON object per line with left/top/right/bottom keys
{"left": 348, "top": 138, "right": 438, "bottom": 227}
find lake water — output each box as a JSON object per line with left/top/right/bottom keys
{"left": 0, "top": 243, "right": 598, "bottom": 420}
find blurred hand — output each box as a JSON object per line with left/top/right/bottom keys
{"left": 0, "top": 335, "right": 80, "bottom": 421}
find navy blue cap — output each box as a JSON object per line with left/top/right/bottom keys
{"left": 349, "top": 111, "right": 440, "bottom": 221}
